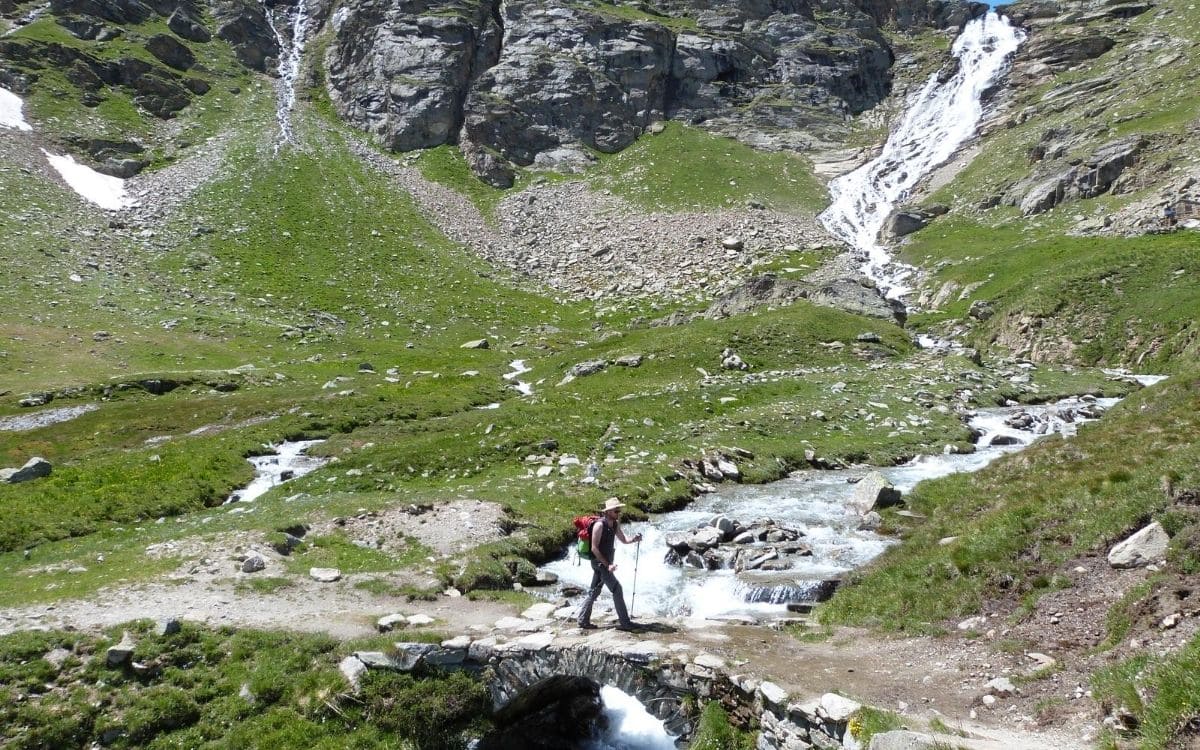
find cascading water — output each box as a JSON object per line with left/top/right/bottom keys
{"left": 819, "top": 12, "right": 1025, "bottom": 298}
{"left": 586, "top": 686, "right": 677, "bottom": 750}
{"left": 543, "top": 396, "right": 1133, "bottom": 623}
{"left": 262, "top": 0, "right": 310, "bottom": 149}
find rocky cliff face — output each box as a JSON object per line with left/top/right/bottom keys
{"left": 981, "top": 0, "right": 1164, "bottom": 218}
{"left": 1, "top": 0, "right": 986, "bottom": 182}
{"left": 324, "top": 0, "right": 986, "bottom": 184}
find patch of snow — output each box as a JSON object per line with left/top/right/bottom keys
{"left": 41, "top": 149, "right": 135, "bottom": 210}
{"left": 0, "top": 86, "right": 32, "bottom": 131}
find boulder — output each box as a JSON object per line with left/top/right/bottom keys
{"left": 106, "top": 631, "right": 137, "bottom": 667}
{"left": 462, "top": 142, "right": 515, "bottom": 189}
{"left": 460, "top": 338, "right": 489, "bottom": 349}
{"left": 847, "top": 472, "right": 902, "bottom": 515}
{"left": 130, "top": 70, "right": 193, "bottom": 117}
{"left": 145, "top": 33, "right": 195, "bottom": 71}
{"left": 687, "top": 526, "right": 724, "bottom": 551}
{"left": 881, "top": 209, "right": 929, "bottom": 239}
{"left": 810, "top": 278, "right": 908, "bottom": 326}
{"left": 43, "top": 647, "right": 72, "bottom": 670}
{"left": 309, "top": 567, "right": 342, "bottom": 582}
{"left": 338, "top": 655, "right": 367, "bottom": 689}
{"left": 1108, "top": 522, "right": 1170, "bottom": 569}
{"left": 168, "top": 7, "right": 211, "bottom": 43}
{"left": 715, "top": 457, "right": 741, "bottom": 481}
{"left": 818, "top": 692, "right": 861, "bottom": 722}
{"left": 1, "top": 457, "right": 52, "bottom": 483}
{"left": 389, "top": 643, "right": 438, "bottom": 670}
{"left": 240, "top": 554, "right": 266, "bottom": 573}
{"left": 214, "top": 0, "right": 279, "bottom": 72}
{"left": 566, "top": 360, "right": 607, "bottom": 378}
{"left": 968, "top": 300, "right": 993, "bottom": 321}
{"left": 984, "top": 676, "right": 1017, "bottom": 697}
{"left": 377, "top": 614, "right": 408, "bottom": 632}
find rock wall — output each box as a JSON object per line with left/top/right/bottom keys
{"left": 322, "top": 0, "right": 985, "bottom": 182}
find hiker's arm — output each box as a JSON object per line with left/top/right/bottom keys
{"left": 616, "top": 523, "right": 643, "bottom": 545}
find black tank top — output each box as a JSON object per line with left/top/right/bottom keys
{"left": 592, "top": 517, "right": 617, "bottom": 561}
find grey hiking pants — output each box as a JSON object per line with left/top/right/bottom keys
{"left": 578, "top": 560, "right": 631, "bottom": 627}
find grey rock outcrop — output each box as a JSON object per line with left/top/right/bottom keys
{"left": 323, "top": 0, "right": 979, "bottom": 180}
{"left": 49, "top": 0, "right": 152, "bottom": 25}
{"left": 810, "top": 278, "right": 908, "bottom": 325}
{"left": 214, "top": 0, "right": 279, "bottom": 72}
{"left": 167, "top": 7, "right": 211, "bottom": 42}
{"left": 145, "top": 33, "right": 195, "bottom": 71}
{"left": 1, "top": 457, "right": 52, "bottom": 483}
{"left": 698, "top": 274, "right": 906, "bottom": 326}
{"left": 462, "top": 2, "right": 674, "bottom": 168}
{"left": 324, "top": 0, "right": 500, "bottom": 153}
{"left": 1108, "top": 521, "right": 1169, "bottom": 569}
{"left": 1014, "top": 136, "right": 1147, "bottom": 215}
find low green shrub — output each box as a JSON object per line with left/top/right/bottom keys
{"left": 690, "top": 701, "right": 755, "bottom": 750}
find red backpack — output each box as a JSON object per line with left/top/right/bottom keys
{"left": 573, "top": 515, "right": 600, "bottom": 558}
{"left": 574, "top": 515, "right": 600, "bottom": 540}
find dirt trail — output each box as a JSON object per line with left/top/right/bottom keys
{"left": 0, "top": 572, "right": 1096, "bottom": 750}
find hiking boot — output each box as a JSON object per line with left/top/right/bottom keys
{"left": 579, "top": 622, "right": 598, "bottom": 630}
{"left": 615, "top": 623, "right": 642, "bottom": 632}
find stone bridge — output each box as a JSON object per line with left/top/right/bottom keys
{"left": 337, "top": 620, "right": 868, "bottom": 749}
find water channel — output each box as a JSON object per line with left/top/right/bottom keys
{"left": 544, "top": 392, "right": 1148, "bottom": 623}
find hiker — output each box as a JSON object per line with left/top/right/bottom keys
{"left": 1163, "top": 204, "right": 1177, "bottom": 229}
{"left": 578, "top": 498, "right": 644, "bottom": 632}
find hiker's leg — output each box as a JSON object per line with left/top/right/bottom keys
{"left": 600, "top": 568, "right": 631, "bottom": 626}
{"left": 578, "top": 563, "right": 604, "bottom": 626}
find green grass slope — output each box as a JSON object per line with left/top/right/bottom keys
{"left": 823, "top": 370, "right": 1200, "bottom": 631}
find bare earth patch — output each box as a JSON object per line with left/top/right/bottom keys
{"left": 312, "top": 499, "right": 511, "bottom": 556}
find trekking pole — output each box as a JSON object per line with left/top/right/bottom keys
{"left": 631, "top": 539, "right": 641, "bottom": 615}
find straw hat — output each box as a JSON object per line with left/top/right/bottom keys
{"left": 601, "top": 498, "right": 626, "bottom": 512}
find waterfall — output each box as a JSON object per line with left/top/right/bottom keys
{"left": 263, "top": 0, "right": 310, "bottom": 149}
{"left": 819, "top": 12, "right": 1025, "bottom": 298}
